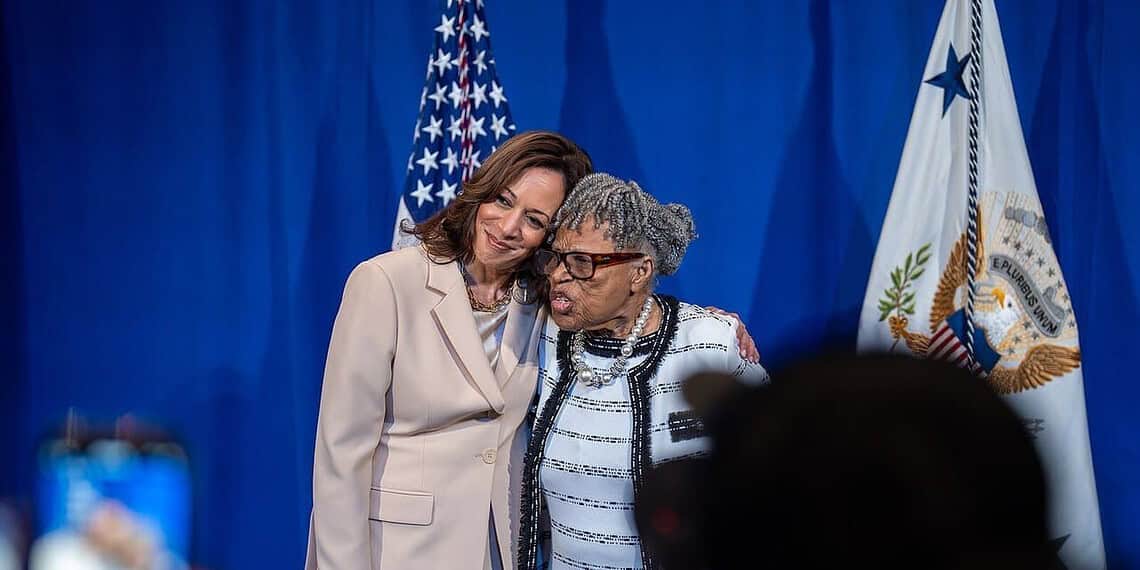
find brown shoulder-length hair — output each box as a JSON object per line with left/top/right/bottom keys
{"left": 406, "top": 130, "right": 592, "bottom": 264}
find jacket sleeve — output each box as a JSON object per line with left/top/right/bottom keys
{"left": 308, "top": 261, "right": 398, "bottom": 569}
{"left": 723, "top": 320, "right": 770, "bottom": 387}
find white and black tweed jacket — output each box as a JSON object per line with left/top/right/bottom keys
{"left": 517, "top": 295, "right": 769, "bottom": 570}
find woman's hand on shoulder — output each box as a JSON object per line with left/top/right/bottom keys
{"left": 705, "top": 306, "right": 760, "bottom": 364}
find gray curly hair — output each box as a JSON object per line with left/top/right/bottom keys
{"left": 553, "top": 172, "right": 697, "bottom": 276}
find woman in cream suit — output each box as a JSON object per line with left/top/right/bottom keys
{"left": 306, "top": 131, "right": 594, "bottom": 570}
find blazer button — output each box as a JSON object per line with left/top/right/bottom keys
{"left": 481, "top": 448, "right": 497, "bottom": 464}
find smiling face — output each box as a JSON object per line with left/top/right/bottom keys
{"left": 471, "top": 166, "right": 565, "bottom": 274}
{"left": 547, "top": 218, "right": 654, "bottom": 333}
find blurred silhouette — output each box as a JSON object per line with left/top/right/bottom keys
{"left": 0, "top": 503, "right": 19, "bottom": 570}
{"left": 636, "top": 353, "right": 1059, "bottom": 569}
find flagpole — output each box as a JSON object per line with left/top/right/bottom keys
{"left": 456, "top": 0, "right": 475, "bottom": 180}
{"left": 963, "top": 0, "right": 984, "bottom": 369}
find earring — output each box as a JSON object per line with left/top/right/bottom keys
{"left": 514, "top": 274, "right": 538, "bottom": 304}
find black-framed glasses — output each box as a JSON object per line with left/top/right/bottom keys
{"left": 535, "top": 249, "right": 646, "bottom": 280}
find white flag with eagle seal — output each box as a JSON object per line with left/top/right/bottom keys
{"left": 857, "top": 0, "right": 1105, "bottom": 567}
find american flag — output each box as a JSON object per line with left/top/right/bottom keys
{"left": 391, "top": 0, "right": 516, "bottom": 249}
{"left": 927, "top": 309, "right": 998, "bottom": 378}
{"left": 929, "top": 321, "right": 987, "bottom": 377}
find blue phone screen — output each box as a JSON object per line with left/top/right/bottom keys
{"left": 36, "top": 439, "right": 191, "bottom": 563}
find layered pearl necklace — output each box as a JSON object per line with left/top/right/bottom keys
{"left": 571, "top": 296, "right": 655, "bottom": 388}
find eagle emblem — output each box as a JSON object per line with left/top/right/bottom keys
{"left": 878, "top": 194, "right": 1081, "bottom": 395}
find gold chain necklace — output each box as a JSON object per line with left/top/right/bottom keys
{"left": 466, "top": 282, "right": 513, "bottom": 312}
{"left": 461, "top": 263, "right": 514, "bottom": 312}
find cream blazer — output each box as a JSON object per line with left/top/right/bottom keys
{"left": 305, "top": 246, "right": 546, "bottom": 569}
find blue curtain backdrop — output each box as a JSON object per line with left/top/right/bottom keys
{"left": 2, "top": 0, "right": 1137, "bottom": 568}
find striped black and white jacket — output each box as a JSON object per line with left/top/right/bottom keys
{"left": 517, "top": 295, "right": 769, "bottom": 570}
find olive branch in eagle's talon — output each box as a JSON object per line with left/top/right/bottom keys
{"left": 878, "top": 243, "right": 932, "bottom": 351}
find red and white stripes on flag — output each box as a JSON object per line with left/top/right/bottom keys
{"left": 928, "top": 321, "right": 987, "bottom": 377}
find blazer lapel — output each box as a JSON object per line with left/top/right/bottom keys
{"left": 496, "top": 298, "right": 539, "bottom": 389}
{"left": 427, "top": 260, "right": 506, "bottom": 413}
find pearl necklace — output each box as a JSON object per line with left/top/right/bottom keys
{"left": 571, "top": 296, "right": 655, "bottom": 388}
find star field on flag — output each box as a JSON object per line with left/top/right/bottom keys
{"left": 392, "top": 0, "right": 516, "bottom": 249}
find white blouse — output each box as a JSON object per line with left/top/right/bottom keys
{"left": 472, "top": 302, "right": 509, "bottom": 570}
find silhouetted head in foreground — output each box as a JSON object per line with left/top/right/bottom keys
{"left": 637, "top": 353, "right": 1059, "bottom": 569}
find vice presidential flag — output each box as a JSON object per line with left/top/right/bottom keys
{"left": 857, "top": 0, "right": 1105, "bottom": 567}
{"left": 392, "top": 0, "right": 516, "bottom": 249}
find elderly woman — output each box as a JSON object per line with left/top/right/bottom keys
{"left": 517, "top": 173, "right": 769, "bottom": 570}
